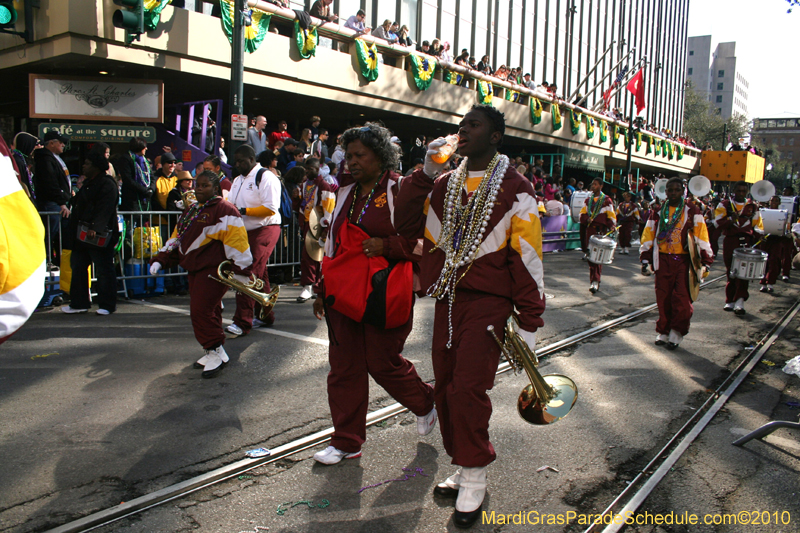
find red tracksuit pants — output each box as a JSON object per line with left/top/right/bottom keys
{"left": 780, "top": 236, "right": 794, "bottom": 278}
{"left": 586, "top": 225, "right": 603, "bottom": 283}
{"left": 655, "top": 254, "right": 693, "bottom": 336}
{"left": 618, "top": 219, "right": 635, "bottom": 248}
{"left": 188, "top": 266, "right": 229, "bottom": 350}
{"left": 432, "top": 292, "right": 513, "bottom": 467}
{"left": 233, "top": 225, "right": 281, "bottom": 333}
{"left": 709, "top": 224, "right": 723, "bottom": 259}
{"left": 300, "top": 225, "right": 322, "bottom": 286}
{"left": 326, "top": 306, "right": 434, "bottom": 453}
{"left": 759, "top": 237, "right": 783, "bottom": 286}
{"left": 723, "top": 233, "right": 753, "bottom": 303}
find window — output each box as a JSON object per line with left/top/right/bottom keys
{"left": 781, "top": 138, "right": 786, "bottom": 146}
{"left": 716, "top": 95, "right": 723, "bottom": 103}
{"left": 717, "top": 83, "right": 723, "bottom": 90}
{"left": 789, "top": 120, "right": 797, "bottom": 128}
{"left": 689, "top": 50, "right": 694, "bottom": 56}
{"left": 778, "top": 120, "right": 787, "bottom": 128}
{"left": 790, "top": 138, "right": 795, "bottom": 146}
{"left": 688, "top": 67, "right": 693, "bottom": 75}
{"left": 789, "top": 152, "right": 794, "bottom": 159}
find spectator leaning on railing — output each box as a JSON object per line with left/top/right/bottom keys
{"left": 309, "top": 0, "right": 337, "bottom": 22}
{"left": 344, "top": 9, "right": 370, "bottom": 34}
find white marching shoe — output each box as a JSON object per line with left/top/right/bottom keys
{"left": 453, "top": 466, "right": 487, "bottom": 528}
{"left": 733, "top": 298, "right": 745, "bottom": 316}
{"left": 297, "top": 285, "right": 314, "bottom": 303}
{"left": 201, "top": 346, "right": 229, "bottom": 379}
{"left": 589, "top": 281, "right": 599, "bottom": 294}
{"left": 666, "top": 330, "right": 683, "bottom": 350}
{"left": 417, "top": 408, "right": 437, "bottom": 436}
{"left": 313, "top": 445, "right": 361, "bottom": 465}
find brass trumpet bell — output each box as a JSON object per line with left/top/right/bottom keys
{"left": 210, "top": 260, "right": 280, "bottom": 320}
{"left": 488, "top": 316, "right": 578, "bottom": 425}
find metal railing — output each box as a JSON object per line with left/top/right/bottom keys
{"left": 38, "top": 210, "right": 302, "bottom": 300}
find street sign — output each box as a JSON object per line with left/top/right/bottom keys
{"left": 231, "top": 114, "right": 248, "bottom": 141}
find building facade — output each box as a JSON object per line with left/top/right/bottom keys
{"left": 752, "top": 117, "right": 800, "bottom": 167}
{"left": 687, "top": 36, "right": 749, "bottom": 120}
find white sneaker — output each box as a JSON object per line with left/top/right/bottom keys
{"left": 226, "top": 323, "right": 244, "bottom": 337}
{"left": 96, "top": 309, "right": 111, "bottom": 316}
{"left": 589, "top": 281, "right": 599, "bottom": 293}
{"left": 417, "top": 408, "right": 437, "bottom": 436}
{"left": 297, "top": 286, "right": 314, "bottom": 302}
{"left": 196, "top": 345, "right": 230, "bottom": 369}
{"left": 61, "top": 305, "right": 88, "bottom": 314}
{"left": 655, "top": 333, "right": 668, "bottom": 345}
{"left": 252, "top": 318, "right": 267, "bottom": 327}
{"left": 456, "top": 466, "right": 487, "bottom": 513}
{"left": 782, "top": 276, "right": 790, "bottom": 282}
{"left": 313, "top": 445, "right": 361, "bottom": 465}
{"left": 201, "top": 346, "right": 229, "bottom": 378}
{"left": 668, "top": 330, "right": 683, "bottom": 345}
{"left": 723, "top": 302, "right": 734, "bottom": 312}
{"left": 734, "top": 298, "right": 745, "bottom": 315}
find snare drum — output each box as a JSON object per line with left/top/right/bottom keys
{"left": 760, "top": 209, "right": 789, "bottom": 236}
{"left": 570, "top": 191, "right": 592, "bottom": 223}
{"left": 588, "top": 234, "right": 616, "bottom": 264}
{"left": 729, "top": 248, "right": 768, "bottom": 280}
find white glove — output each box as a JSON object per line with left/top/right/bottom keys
{"left": 423, "top": 137, "right": 450, "bottom": 178}
{"left": 519, "top": 328, "right": 536, "bottom": 351}
{"left": 318, "top": 237, "right": 326, "bottom": 248}
{"left": 149, "top": 262, "right": 161, "bottom": 276}
{"left": 175, "top": 200, "right": 184, "bottom": 210}
{"left": 233, "top": 273, "right": 250, "bottom": 284}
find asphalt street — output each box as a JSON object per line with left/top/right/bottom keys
{"left": 2, "top": 248, "right": 800, "bottom": 533}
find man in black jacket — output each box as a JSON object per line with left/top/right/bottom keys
{"left": 34, "top": 130, "right": 72, "bottom": 265}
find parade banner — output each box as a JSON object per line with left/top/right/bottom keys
{"left": 570, "top": 109, "right": 582, "bottom": 135}
{"left": 552, "top": 103, "right": 562, "bottom": 131}
{"left": 220, "top": 0, "right": 271, "bottom": 53}
{"left": 38, "top": 123, "right": 157, "bottom": 143}
{"left": 677, "top": 144, "right": 684, "bottom": 160}
{"left": 612, "top": 125, "right": 621, "bottom": 147}
{"left": 599, "top": 120, "right": 608, "bottom": 143}
{"left": 586, "top": 117, "right": 595, "bottom": 139}
{"left": 646, "top": 135, "right": 653, "bottom": 154}
{"left": 529, "top": 97, "right": 543, "bottom": 125}
{"left": 144, "top": 0, "right": 172, "bottom": 31}
{"left": 355, "top": 39, "right": 379, "bottom": 82}
{"left": 409, "top": 54, "right": 436, "bottom": 91}
{"left": 505, "top": 89, "right": 519, "bottom": 102}
{"left": 635, "top": 131, "right": 642, "bottom": 151}
{"left": 477, "top": 80, "right": 493, "bottom": 105}
{"left": 29, "top": 75, "right": 163, "bottom": 123}
{"left": 294, "top": 21, "right": 317, "bottom": 59}
{"left": 667, "top": 141, "right": 674, "bottom": 159}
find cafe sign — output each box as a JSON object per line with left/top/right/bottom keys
{"left": 564, "top": 148, "right": 605, "bottom": 171}
{"left": 38, "top": 123, "right": 157, "bottom": 143}
{"left": 29, "top": 74, "right": 164, "bottom": 123}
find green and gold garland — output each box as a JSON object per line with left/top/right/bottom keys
{"left": 612, "top": 125, "right": 621, "bottom": 147}
{"left": 646, "top": 135, "right": 653, "bottom": 154}
{"left": 676, "top": 144, "right": 684, "bottom": 160}
{"left": 530, "top": 97, "right": 543, "bottom": 125}
{"left": 570, "top": 109, "right": 582, "bottom": 135}
{"left": 144, "top": 0, "right": 172, "bottom": 31}
{"left": 409, "top": 54, "right": 436, "bottom": 91}
{"left": 586, "top": 117, "right": 595, "bottom": 139}
{"left": 661, "top": 139, "right": 668, "bottom": 158}
{"left": 599, "top": 120, "right": 608, "bottom": 143}
{"left": 355, "top": 38, "right": 379, "bottom": 82}
{"left": 477, "top": 80, "right": 493, "bottom": 105}
{"left": 552, "top": 103, "right": 562, "bottom": 131}
{"left": 220, "top": 0, "right": 271, "bottom": 53}
{"left": 666, "top": 141, "right": 674, "bottom": 159}
{"left": 294, "top": 21, "right": 317, "bottom": 59}
{"left": 506, "top": 88, "right": 519, "bottom": 102}
{"left": 635, "top": 131, "right": 642, "bottom": 151}
{"left": 654, "top": 138, "right": 661, "bottom": 156}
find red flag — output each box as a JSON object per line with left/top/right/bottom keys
{"left": 602, "top": 85, "right": 614, "bottom": 110}
{"left": 626, "top": 69, "right": 646, "bottom": 115}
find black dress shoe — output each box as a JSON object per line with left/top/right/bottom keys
{"left": 193, "top": 362, "right": 203, "bottom": 369}
{"left": 655, "top": 339, "right": 667, "bottom": 346}
{"left": 201, "top": 361, "right": 227, "bottom": 379}
{"left": 666, "top": 342, "right": 679, "bottom": 351}
{"left": 454, "top": 505, "right": 483, "bottom": 528}
{"left": 433, "top": 483, "right": 459, "bottom": 498}
{"left": 734, "top": 307, "right": 746, "bottom": 316}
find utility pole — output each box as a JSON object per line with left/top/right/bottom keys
{"left": 228, "top": 0, "right": 245, "bottom": 154}
{"left": 721, "top": 122, "right": 727, "bottom": 151}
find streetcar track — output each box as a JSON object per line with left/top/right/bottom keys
{"left": 45, "top": 275, "right": 726, "bottom": 533}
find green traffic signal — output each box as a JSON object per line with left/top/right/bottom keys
{"left": 0, "top": 1, "right": 17, "bottom": 29}
{"left": 112, "top": 0, "right": 143, "bottom": 44}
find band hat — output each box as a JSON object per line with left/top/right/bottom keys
{"left": 43, "top": 130, "right": 69, "bottom": 143}
{"left": 175, "top": 170, "right": 194, "bottom": 183}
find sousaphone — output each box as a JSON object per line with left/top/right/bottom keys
{"left": 751, "top": 180, "right": 776, "bottom": 203}
{"left": 304, "top": 205, "right": 325, "bottom": 262}
{"left": 654, "top": 178, "right": 669, "bottom": 201}
{"left": 688, "top": 175, "right": 711, "bottom": 198}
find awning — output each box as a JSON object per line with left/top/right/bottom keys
{"left": 564, "top": 149, "right": 605, "bottom": 172}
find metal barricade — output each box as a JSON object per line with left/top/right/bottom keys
{"left": 37, "top": 209, "right": 303, "bottom": 303}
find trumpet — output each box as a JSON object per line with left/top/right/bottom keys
{"left": 487, "top": 316, "right": 577, "bottom": 425}
{"left": 181, "top": 189, "right": 197, "bottom": 208}
{"left": 210, "top": 260, "right": 279, "bottom": 320}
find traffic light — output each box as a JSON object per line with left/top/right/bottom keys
{"left": 112, "top": 0, "right": 144, "bottom": 45}
{"left": 0, "top": 1, "right": 18, "bottom": 30}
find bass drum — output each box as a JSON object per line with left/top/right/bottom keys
{"left": 570, "top": 191, "right": 592, "bottom": 222}
{"left": 588, "top": 234, "right": 616, "bottom": 265}
{"left": 760, "top": 209, "right": 789, "bottom": 236}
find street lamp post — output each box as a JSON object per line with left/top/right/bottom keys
{"left": 228, "top": 0, "right": 245, "bottom": 154}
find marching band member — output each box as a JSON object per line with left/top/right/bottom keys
{"left": 616, "top": 191, "right": 640, "bottom": 254}
{"left": 580, "top": 178, "right": 616, "bottom": 293}
{"left": 759, "top": 195, "right": 785, "bottom": 293}
{"left": 395, "top": 105, "right": 545, "bottom": 528}
{"left": 225, "top": 145, "right": 282, "bottom": 336}
{"left": 311, "top": 123, "right": 435, "bottom": 466}
{"left": 297, "top": 158, "right": 336, "bottom": 303}
{"left": 150, "top": 171, "right": 252, "bottom": 378}
{"left": 705, "top": 197, "right": 722, "bottom": 259}
{"left": 714, "top": 181, "right": 763, "bottom": 315}
{"left": 640, "top": 178, "right": 713, "bottom": 349}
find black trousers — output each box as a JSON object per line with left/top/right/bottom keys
{"left": 70, "top": 239, "right": 118, "bottom": 312}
